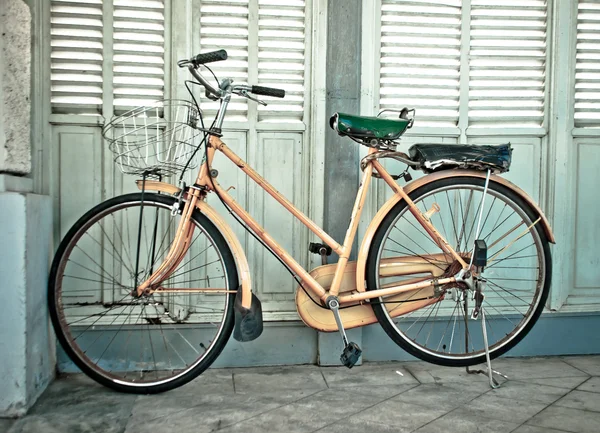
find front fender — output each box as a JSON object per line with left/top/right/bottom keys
{"left": 135, "top": 180, "right": 253, "bottom": 309}
{"left": 355, "top": 170, "right": 555, "bottom": 292}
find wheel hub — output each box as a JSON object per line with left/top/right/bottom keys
{"left": 441, "top": 258, "right": 471, "bottom": 294}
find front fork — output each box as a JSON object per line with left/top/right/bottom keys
{"left": 135, "top": 186, "right": 200, "bottom": 297}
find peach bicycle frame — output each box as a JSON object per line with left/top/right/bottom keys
{"left": 137, "top": 135, "right": 467, "bottom": 305}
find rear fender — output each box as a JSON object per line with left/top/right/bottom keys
{"left": 135, "top": 180, "right": 253, "bottom": 310}
{"left": 355, "top": 170, "right": 555, "bottom": 292}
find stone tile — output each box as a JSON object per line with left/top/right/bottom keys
{"left": 525, "top": 376, "right": 590, "bottom": 390}
{"left": 8, "top": 413, "right": 127, "bottom": 433}
{"left": 316, "top": 418, "right": 402, "bottom": 433}
{"left": 164, "top": 368, "right": 235, "bottom": 397}
{"left": 233, "top": 365, "right": 327, "bottom": 393}
{"left": 130, "top": 388, "right": 314, "bottom": 427}
{"left": 29, "top": 374, "right": 136, "bottom": 419}
{"left": 320, "top": 362, "right": 419, "bottom": 388}
{"left": 343, "top": 400, "right": 449, "bottom": 433}
{"left": 394, "top": 381, "right": 489, "bottom": 411}
{"left": 577, "top": 377, "right": 600, "bottom": 393}
{"left": 554, "top": 390, "right": 600, "bottom": 412}
{"left": 215, "top": 385, "right": 417, "bottom": 433}
{"left": 0, "top": 419, "right": 15, "bottom": 433}
{"left": 461, "top": 392, "right": 548, "bottom": 424}
{"left": 481, "top": 357, "right": 588, "bottom": 380}
{"left": 9, "top": 374, "right": 132, "bottom": 433}
{"left": 413, "top": 407, "right": 519, "bottom": 433}
{"left": 562, "top": 356, "right": 600, "bottom": 376}
{"left": 507, "top": 424, "right": 570, "bottom": 433}
{"left": 490, "top": 379, "right": 572, "bottom": 404}
{"left": 330, "top": 384, "right": 418, "bottom": 401}
{"left": 127, "top": 390, "right": 315, "bottom": 433}
{"left": 10, "top": 358, "right": 600, "bottom": 433}
{"left": 527, "top": 405, "right": 600, "bottom": 433}
{"left": 213, "top": 410, "right": 322, "bottom": 433}
{"left": 127, "top": 410, "right": 225, "bottom": 433}
{"left": 405, "top": 361, "right": 499, "bottom": 384}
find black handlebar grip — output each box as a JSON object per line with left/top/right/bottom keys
{"left": 251, "top": 85, "right": 285, "bottom": 98}
{"left": 192, "top": 49, "right": 228, "bottom": 66}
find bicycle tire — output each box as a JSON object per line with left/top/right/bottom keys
{"left": 48, "top": 193, "right": 237, "bottom": 393}
{"left": 366, "top": 177, "right": 552, "bottom": 367}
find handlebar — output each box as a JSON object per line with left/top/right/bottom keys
{"left": 178, "top": 50, "right": 286, "bottom": 100}
{"left": 251, "top": 85, "right": 285, "bottom": 98}
{"left": 191, "top": 49, "right": 227, "bottom": 67}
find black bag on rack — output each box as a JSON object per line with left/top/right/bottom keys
{"left": 408, "top": 143, "right": 512, "bottom": 174}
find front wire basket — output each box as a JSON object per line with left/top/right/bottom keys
{"left": 102, "top": 100, "right": 206, "bottom": 178}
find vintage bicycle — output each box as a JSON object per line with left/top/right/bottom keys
{"left": 48, "top": 50, "right": 553, "bottom": 393}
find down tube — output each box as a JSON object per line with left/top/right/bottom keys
{"left": 211, "top": 137, "right": 343, "bottom": 255}
{"left": 208, "top": 137, "right": 329, "bottom": 300}
{"left": 211, "top": 179, "right": 328, "bottom": 300}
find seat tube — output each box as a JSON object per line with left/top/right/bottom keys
{"left": 328, "top": 152, "right": 375, "bottom": 297}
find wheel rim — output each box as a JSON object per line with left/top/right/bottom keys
{"left": 53, "top": 198, "right": 232, "bottom": 387}
{"left": 374, "top": 182, "right": 547, "bottom": 362}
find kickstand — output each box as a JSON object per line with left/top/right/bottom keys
{"left": 463, "top": 169, "right": 507, "bottom": 389}
{"left": 465, "top": 308, "right": 507, "bottom": 389}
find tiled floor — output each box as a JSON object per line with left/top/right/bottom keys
{"left": 2, "top": 356, "right": 600, "bottom": 433}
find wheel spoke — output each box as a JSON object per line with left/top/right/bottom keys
{"left": 370, "top": 181, "right": 548, "bottom": 366}
{"left": 437, "top": 300, "right": 459, "bottom": 352}
{"left": 456, "top": 189, "right": 473, "bottom": 252}
{"left": 50, "top": 196, "right": 234, "bottom": 391}
{"left": 111, "top": 213, "right": 135, "bottom": 272}
{"left": 445, "top": 190, "right": 460, "bottom": 248}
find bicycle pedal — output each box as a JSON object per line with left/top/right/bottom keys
{"left": 340, "top": 342, "right": 362, "bottom": 369}
{"left": 308, "top": 242, "right": 332, "bottom": 256}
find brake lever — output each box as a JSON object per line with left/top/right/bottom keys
{"left": 205, "top": 89, "right": 219, "bottom": 101}
{"left": 240, "top": 90, "right": 267, "bottom": 106}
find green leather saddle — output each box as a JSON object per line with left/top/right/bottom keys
{"left": 329, "top": 112, "right": 410, "bottom": 141}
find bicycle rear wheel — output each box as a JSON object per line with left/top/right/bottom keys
{"left": 366, "top": 177, "right": 551, "bottom": 367}
{"left": 49, "top": 193, "right": 237, "bottom": 393}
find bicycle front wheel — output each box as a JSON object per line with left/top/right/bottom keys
{"left": 366, "top": 177, "right": 551, "bottom": 367}
{"left": 49, "top": 193, "right": 237, "bottom": 393}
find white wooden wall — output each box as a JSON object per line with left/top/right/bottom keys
{"left": 36, "top": 0, "right": 600, "bottom": 321}
{"left": 560, "top": 0, "right": 600, "bottom": 312}
{"left": 361, "top": 0, "right": 600, "bottom": 313}
{"left": 168, "top": 0, "right": 326, "bottom": 320}
{"left": 41, "top": 0, "right": 327, "bottom": 321}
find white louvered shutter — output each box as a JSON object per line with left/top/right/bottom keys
{"left": 200, "top": 0, "right": 250, "bottom": 120}
{"left": 468, "top": 0, "right": 547, "bottom": 128}
{"left": 113, "top": 0, "right": 165, "bottom": 114}
{"left": 257, "top": 0, "right": 306, "bottom": 122}
{"left": 50, "top": 0, "right": 104, "bottom": 114}
{"left": 379, "top": 0, "right": 462, "bottom": 127}
{"left": 575, "top": 1, "right": 600, "bottom": 127}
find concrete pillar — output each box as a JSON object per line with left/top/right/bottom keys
{"left": 0, "top": 0, "right": 32, "bottom": 174}
{"left": 323, "top": 0, "right": 362, "bottom": 258}
{"left": 319, "top": 0, "right": 363, "bottom": 365}
{"left": 0, "top": 179, "right": 54, "bottom": 417}
{"left": 0, "top": 0, "right": 55, "bottom": 418}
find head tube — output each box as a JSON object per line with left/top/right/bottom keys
{"left": 213, "top": 93, "right": 231, "bottom": 130}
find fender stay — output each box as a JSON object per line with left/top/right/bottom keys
{"left": 135, "top": 180, "right": 253, "bottom": 309}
